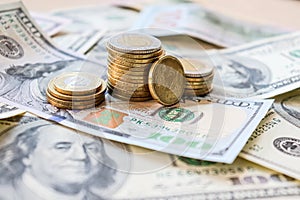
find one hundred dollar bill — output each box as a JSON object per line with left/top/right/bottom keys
{"left": 205, "top": 32, "right": 300, "bottom": 99}
{"left": 240, "top": 89, "right": 300, "bottom": 180}
{"left": 31, "top": 12, "right": 71, "bottom": 36}
{"left": 52, "top": 29, "right": 106, "bottom": 54}
{"left": 132, "top": 4, "right": 287, "bottom": 47}
{"left": 0, "top": 115, "right": 299, "bottom": 199}
{"left": 0, "top": 1, "right": 272, "bottom": 163}
{"left": 0, "top": 103, "right": 24, "bottom": 119}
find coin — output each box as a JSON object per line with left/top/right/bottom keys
{"left": 47, "top": 97, "right": 103, "bottom": 110}
{"left": 53, "top": 72, "right": 102, "bottom": 96}
{"left": 107, "top": 46, "right": 165, "bottom": 59}
{"left": 48, "top": 79, "right": 106, "bottom": 101}
{"left": 107, "top": 60, "right": 150, "bottom": 71}
{"left": 107, "top": 83, "right": 150, "bottom": 97}
{"left": 148, "top": 55, "right": 185, "bottom": 106}
{"left": 107, "top": 32, "right": 161, "bottom": 54}
{"left": 108, "top": 68, "right": 148, "bottom": 81}
{"left": 185, "top": 72, "right": 214, "bottom": 82}
{"left": 108, "top": 54, "right": 162, "bottom": 64}
{"left": 180, "top": 58, "right": 214, "bottom": 78}
{"left": 108, "top": 63, "right": 149, "bottom": 76}
{"left": 108, "top": 73, "right": 148, "bottom": 86}
{"left": 108, "top": 57, "right": 152, "bottom": 68}
{"left": 108, "top": 91, "right": 152, "bottom": 102}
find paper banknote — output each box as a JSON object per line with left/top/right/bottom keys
{"left": 0, "top": 103, "right": 24, "bottom": 119}
{"left": 240, "top": 89, "right": 300, "bottom": 180}
{"left": 206, "top": 32, "right": 300, "bottom": 99}
{"left": 132, "top": 4, "right": 287, "bottom": 47}
{"left": 0, "top": 1, "right": 273, "bottom": 163}
{"left": 52, "top": 29, "right": 106, "bottom": 54}
{"left": 53, "top": 4, "right": 139, "bottom": 33}
{"left": 0, "top": 115, "right": 299, "bottom": 199}
{"left": 31, "top": 12, "right": 71, "bottom": 36}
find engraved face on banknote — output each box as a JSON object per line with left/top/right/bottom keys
{"left": 273, "top": 89, "right": 300, "bottom": 128}
{"left": 0, "top": 119, "right": 131, "bottom": 200}
{"left": 213, "top": 56, "right": 271, "bottom": 96}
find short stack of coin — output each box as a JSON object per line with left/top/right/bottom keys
{"left": 180, "top": 59, "right": 214, "bottom": 96}
{"left": 106, "top": 32, "right": 165, "bottom": 101}
{"left": 46, "top": 72, "right": 106, "bottom": 109}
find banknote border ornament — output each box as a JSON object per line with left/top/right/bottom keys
{"left": 0, "top": 35, "right": 24, "bottom": 59}
{"left": 273, "top": 137, "right": 300, "bottom": 157}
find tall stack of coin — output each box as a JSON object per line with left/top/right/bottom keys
{"left": 46, "top": 72, "right": 106, "bottom": 109}
{"left": 180, "top": 59, "right": 214, "bottom": 96}
{"left": 106, "top": 32, "right": 165, "bottom": 101}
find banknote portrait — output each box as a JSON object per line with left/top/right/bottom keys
{"left": 213, "top": 56, "right": 271, "bottom": 96}
{"left": 273, "top": 89, "right": 300, "bottom": 128}
{"left": 0, "top": 120, "right": 121, "bottom": 200}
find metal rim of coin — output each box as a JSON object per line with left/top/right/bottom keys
{"left": 184, "top": 88, "right": 213, "bottom": 95}
{"left": 185, "top": 85, "right": 211, "bottom": 90}
{"left": 180, "top": 58, "right": 214, "bottom": 78}
{"left": 107, "top": 46, "right": 165, "bottom": 59}
{"left": 46, "top": 90, "right": 104, "bottom": 106}
{"left": 108, "top": 54, "right": 162, "bottom": 64}
{"left": 47, "top": 97, "right": 103, "bottom": 110}
{"left": 185, "top": 73, "right": 214, "bottom": 82}
{"left": 48, "top": 79, "right": 107, "bottom": 101}
{"left": 108, "top": 72, "right": 148, "bottom": 84}
{"left": 107, "top": 81, "right": 150, "bottom": 95}
{"left": 107, "top": 32, "right": 161, "bottom": 54}
{"left": 53, "top": 72, "right": 103, "bottom": 96}
{"left": 108, "top": 57, "right": 153, "bottom": 68}
{"left": 107, "top": 66, "right": 149, "bottom": 79}
{"left": 107, "top": 83, "right": 151, "bottom": 97}
{"left": 148, "top": 55, "right": 185, "bottom": 106}
{"left": 108, "top": 63, "right": 150, "bottom": 76}
{"left": 186, "top": 80, "right": 213, "bottom": 86}
{"left": 108, "top": 90, "right": 153, "bottom": 102}
{"left": 107, "top": 73, "right": 149, "bottom": 87}
{"left": 107, "top": 60, "right": 151, "bottom": 72}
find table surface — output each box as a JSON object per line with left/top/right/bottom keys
{"left": 20, "top": 0, "right": 300, "bottom": 31}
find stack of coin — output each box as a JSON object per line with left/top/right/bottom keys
{"left": 106, "top": 32, "right": 165, "bottom": 101}
{"left": 46, "top": 72, "right": 106, "bottom": 109}
{"left": 180, "top": 59, "right": 214, "bottom": 96}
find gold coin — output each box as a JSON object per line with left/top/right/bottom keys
{"left": 107, "top": 83, "right": 151, "bottom": 97}
{"left": 108, "top": 57, "right": 152, "bottom": 68}
{"left": 109, "top": 91, "right": 152, "bottom": 102}
{"left": 53, "top": 72, "right": 102, "bottom": 96}
{"left": 180, "top": 58, "right": 214, "bottom": 78}
{"left": 107, "top": 32, "right": 161, "bottom": 54}
{"left": 108, "top": 52, "right": 163, "bottom": 64}
{"left": 148, "top": 55, "right": 185, "bottom": 106}
{"left": 107, "top": 81, "right": 150, "bottom": 93}
{"left": 48, "top": 97, "right": 104, "bottom": 110}
{"left": 107, "top": 47, "right": 165, "bottom": 59}
{"left": 184, "top": 88, "right": 213, "bottom": 96}
{"left": 108, "top": 73, "right": 147, "bottom": 85}
{"left": 185, "top": 84, "right": 210, "bottom": 90}
{"left": 108, "top": 63, "right": 150, "bottom": 76}
{"left": 48, "top": 79, "right": 106, "bottom": 101}
{"left": 186, "top": 79, "right": 213, "bottom": 86}
{"left": 108, "top": 68, "right": 148, "bottom": 81}
{"left": 185, "top": 72, "right": 214, "bottom": 82}
{"left": 46, "top": 91, "right": 104, "bottom": 108}
{"left": 107, "top": 60, "right": 150, "bottom": 72}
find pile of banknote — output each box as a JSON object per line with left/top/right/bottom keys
{"left": 0, "top": 1, "right": 299, "bottom": 199}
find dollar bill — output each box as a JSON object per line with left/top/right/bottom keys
{"left": 0, "top": 103, "right": 24, "bottom": 119}
{"left": 52, "top": 29, "right": 106, "bottom": 54}
{"left": 132, "top": 4, "right": 287, "bottom": 47}
{"left": 240, "top": 89, "right": 300, "bottom": 180}
{"left": 0, "top": 2, "right": 273, "bottom": 163}
{"left": 205, "top": 32, "right": 300, "bottom": 99}
{"left": 52, "top": 5, "right": 139, "bottom": 33}
{"left": 31, "top": 12, "right": 71, "bottom": 36}
{"left": 0, "top": 115, "right": 299, "bottom": 199}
